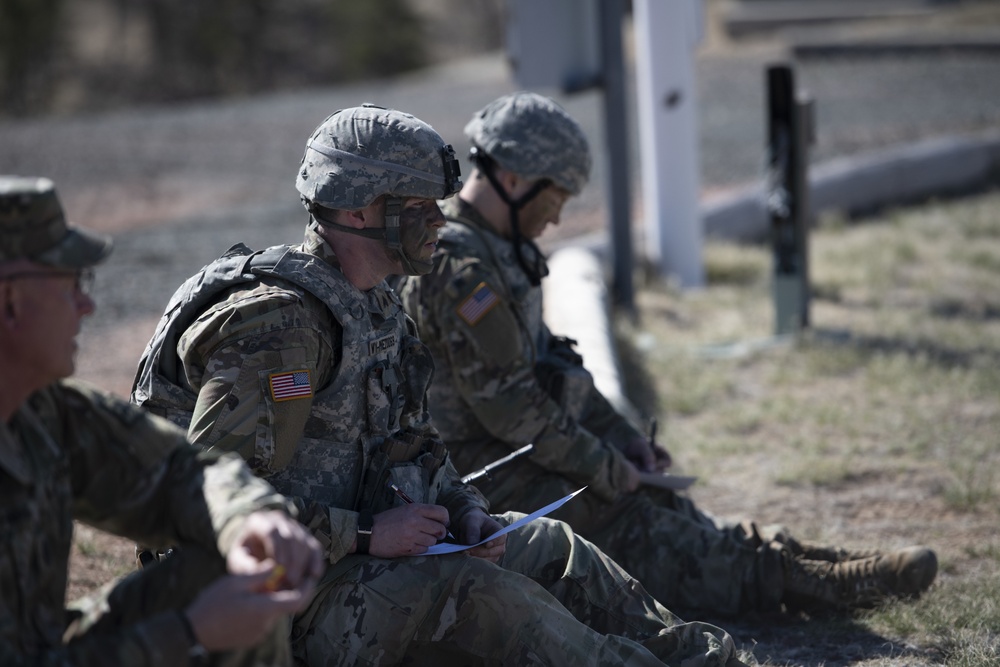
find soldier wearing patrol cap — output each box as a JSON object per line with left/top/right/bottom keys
{"left": 398, "top": 91, "right": 938, "bottom": 617}
{"left": 0, "top": 176, "right": 324, "bottom": 665}
{"left": 132, "top": 105, "right": 749, "bottom": 665}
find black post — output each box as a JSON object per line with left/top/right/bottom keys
{"left": 766, "top": 64, "right": 812, "bottom": 334}
{"left": 599, "top": 0, "right": 634, "bottom": 311}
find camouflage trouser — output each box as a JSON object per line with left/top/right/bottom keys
{"left": 67, "top": 543, "right": 292, "bottom": 666}
{"left": 470, "top": 466, "right": 787, "bottom": 617}
{"left": 291, "top": 513, "right": 745, "bottom": 666}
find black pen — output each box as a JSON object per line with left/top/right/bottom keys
{"left": 389, "top": 482, "right": 456, "bottom": 540}
{"left": 648, "top": 417, "right": 657, "bottom": 449}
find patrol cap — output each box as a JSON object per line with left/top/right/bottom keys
{"left": 0, "top": 176, "right": 112, "bottom": 268}
{"left": 296, "top": 104, "right": 462, "bottom": 211}
{"left": 464, "top": 91, "right": 591, "bottom": 196}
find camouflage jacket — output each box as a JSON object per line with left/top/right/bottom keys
{"left": 399, "top": 198, "right": 641, "bottom": 504}
{"left": 131, "top": 226, "right": 487, "bottom": 562}
{"left": 0, "top": 380, "right": 291, "bottom": 667}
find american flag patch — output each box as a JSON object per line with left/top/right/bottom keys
{"left": 457, "top": 282, "right": 499, "bottom": 326}
{"left": 269, "top": 370, "right": 313, "bottom": 402}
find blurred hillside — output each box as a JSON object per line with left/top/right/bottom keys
{"left": 0, "top": 0, "right": 504, "bottom": 117}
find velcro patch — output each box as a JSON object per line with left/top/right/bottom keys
{"left": 268, "top": 370, "right": 313, "bottom": 402}
{"left": 368, "top": 333, "right": 398, "bottom": 356}
{"left": 457, "top": 282, "right": 499, "bottom": 326}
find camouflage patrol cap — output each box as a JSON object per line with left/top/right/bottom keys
{"left": 465, "top": 91, "right": 591, "bottom": 196}
{"left": 0, "top": 176, "right": 112, "bottom": 268}
{"left": 296, "top": 104, "right": 462, "bottom": 211}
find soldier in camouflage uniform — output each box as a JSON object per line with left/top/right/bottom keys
{"left": 398, "top": 92, "right": 939, "bottom": 617}
{"left": 0, "top": 176, "right": 324, "bottom": 666}
{"left": 132, "top": 104, "right": 749, "bottom": 665}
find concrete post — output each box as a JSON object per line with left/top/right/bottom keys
{"left": 633, "top": 0, "right": 705, "bottom": 288}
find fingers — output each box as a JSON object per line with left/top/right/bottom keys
{"left": 654, "top": 445, "right": 673, "bottom": 469}
{"left": 370, "top": 504, "right": 452, "bottom": 557}
{"left": 623, "top": 459, "right": 641, "bottom": 493}
{"left": 467, "top": 531, "right": 508, "bottom": 562}
{"left": 228, "top": 511, "right": 324, "bottom": 588}
{"left": 188, "top": 572, "right": 316, "bottom": 652}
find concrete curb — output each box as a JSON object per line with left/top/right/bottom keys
{"left": 542, "top": 247, "right": 644, "bottom": 424}
{"left": 702, "top": 130, "right": 1000, "bottom": 242}
{"left": 544, "top": 130, "right": 1000, "bottom": 410}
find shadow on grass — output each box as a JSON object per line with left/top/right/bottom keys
{"left": 614, "top": 320, "right": 663, "bottom": 422}
{"left": 707, "top": 613, "right": 930, "bottom": 666}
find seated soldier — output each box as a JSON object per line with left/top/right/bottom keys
{"left": 131, "top": 104, "right": 750, "bottom": 665}
{"left": 0, "top": 175, "right": 323, "bottom": 666}
{"left": 397, "top": 91, "right": 938, "bottom": 617}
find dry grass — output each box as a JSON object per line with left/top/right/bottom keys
{"left": 619, "top": 190, "right": 1000, "bottom": 665}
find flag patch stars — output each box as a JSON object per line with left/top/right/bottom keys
{"left": 269, "top": 370, "right": 313, "bottom": 402}
{"left": 457, "top": 282, "right": 500, "bottom": 326}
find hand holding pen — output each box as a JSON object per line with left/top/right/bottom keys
{"left": 389, "top": 482, "right": 457, "bottom": 541}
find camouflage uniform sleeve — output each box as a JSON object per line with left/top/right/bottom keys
{"left": 178, "top": 285, "right": 358, "bottom": 561}
{"left": 556, "top": 338, "right": 646, "bottom": 449}
{"left": 53, "top": 381, "right": 293, "bottom": 556}
{"left": 1, "top": 383, "right": 294, "bottom": 667}
{"left": 423, "top": 260, "right": 632, "bottom": 502}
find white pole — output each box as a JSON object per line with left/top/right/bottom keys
{"left": 633, "top": 0, "right": 705, "bottom": 288}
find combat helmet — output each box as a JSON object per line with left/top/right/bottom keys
{"left": 465, "top": 91, "right": 591, "bottom": 196}
{"left": 464, "top": 92, "right": 591, "bottom": 285}
{"left": 295, "top": 104, "right": 462, "bottom": 275}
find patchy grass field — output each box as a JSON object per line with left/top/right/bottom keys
{"left": 619, "top": 190, "right": 1000, "bottom": 665}
{"left": 67, "top": 190, "right": 1000, "bottom": 664}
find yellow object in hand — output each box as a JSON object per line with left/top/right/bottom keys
{"left": 265, "top": 564, "right": 286, "bottom": 592}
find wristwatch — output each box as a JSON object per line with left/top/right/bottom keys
{"left": 356, "top": 509, "right": 374, "bottom": 555}
{"left": 178, "top": 611, "right": 209, "bottom": 666}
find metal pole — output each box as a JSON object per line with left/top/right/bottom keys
{"left": 767, "top": 64, "right": 812, "bottom": 334}
{"left": 599, "top": 0, "right": 634, "bottom": 310}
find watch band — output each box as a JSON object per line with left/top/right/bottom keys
{"left": 178, "top": 611, "right": 209, "bottom": 666}
{"left": 356, "top": 509, "right": 374, "bottom": 555}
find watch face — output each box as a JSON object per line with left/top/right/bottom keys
{"left": 189, "top": 644, "right": 210, "bottom": 667}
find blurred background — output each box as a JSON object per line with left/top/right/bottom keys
{"left": 0, "top": 0, "right": 504, "bottom": 117}
{"left": 1, "top": 0, "right": 999, "bottom": 396}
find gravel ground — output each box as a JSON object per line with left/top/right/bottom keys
{"left": 1, "top": 8, "right": 999, "bottom": 399}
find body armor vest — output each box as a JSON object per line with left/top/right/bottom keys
{"left": 131, "top": 243, "right": 442, "bottom": 512}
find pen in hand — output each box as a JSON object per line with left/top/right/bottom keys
{"left": 388, "top": 482, "right": 456, "bottom": 541}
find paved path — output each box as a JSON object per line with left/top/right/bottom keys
{"left": 1, "top": 24, "right": 999, "bottom": 395}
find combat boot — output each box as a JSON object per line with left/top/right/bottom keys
{"left": 772, "top": 532, "right": 882, "bottom": 563}
{"left": 781, "top": 546, "right": 938, "bottom": 614}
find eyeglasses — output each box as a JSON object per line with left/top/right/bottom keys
{"left": 0, "top": 268, "right": 96, "bottom": 295}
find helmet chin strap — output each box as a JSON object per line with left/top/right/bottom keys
{"left": 470, "top": 147, "right": 548, "bottom": 287}
{"left": 306, "top": 196, "right": 430, "bottom": 276}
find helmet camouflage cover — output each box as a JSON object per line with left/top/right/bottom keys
{"left": 296, "top": 104, "right": 462, "bottom": 211}
{"left": 464, "top": 91, "right": 591, "bottom": 196}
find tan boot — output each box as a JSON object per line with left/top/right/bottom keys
{"left": 773, "top": 532, "right": 882, "bottom": 563}
{"left": 782, "top": 546, "right": 938, "bottom": 613}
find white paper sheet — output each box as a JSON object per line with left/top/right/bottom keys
{"left": 423, "top": 487, "right": 587, "bottom": 556}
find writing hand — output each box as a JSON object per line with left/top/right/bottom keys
{"left": 365, "top": 503, "right": 451, "bottom": 558}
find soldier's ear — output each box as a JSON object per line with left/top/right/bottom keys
{"left": 340, "top": 208, "right": 369, "bottom": 230}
